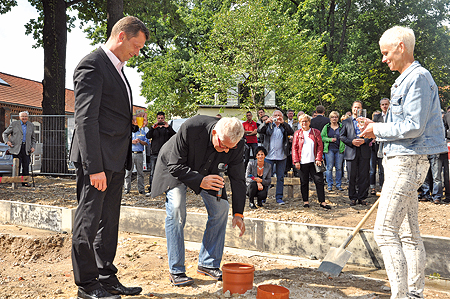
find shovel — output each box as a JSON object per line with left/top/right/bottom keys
{"left": 317, "top": 195, "right": 380, "bottom": 276}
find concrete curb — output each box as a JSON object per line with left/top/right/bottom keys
{"left": 1, "top": 200, "right": 449, "bottom": 279}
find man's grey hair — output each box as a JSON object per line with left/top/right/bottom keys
{"left": 272, "top": 110, "right": 283, "bottom": 116}
{"left": 379, "top": 26, "right": 415, "bottom": 55}
{"left": 215, "top": 117, "right": 244, "bottom": 145}
{"left": 19, "top": 111, "right": 29, "bottom": 116}
{"left": 380, "top": 98, "right": 389, "bottom": 104}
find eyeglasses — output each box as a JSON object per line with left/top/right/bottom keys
{"left": 217, "top": 136, "right": 238, "bottom": 150}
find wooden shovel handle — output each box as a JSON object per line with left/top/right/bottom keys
{"left": 341, "top": 197, "right": 380, "bottom": 249}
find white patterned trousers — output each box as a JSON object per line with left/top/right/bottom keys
{"left": 374, "top": 155, "right": 429, "bottom": 299}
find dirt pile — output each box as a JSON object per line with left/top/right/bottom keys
{"left": 0, "top": 176, "right": 450, "bottom": 298}
{"left": 0, "top": 226, "right": 449, "bottom": 299}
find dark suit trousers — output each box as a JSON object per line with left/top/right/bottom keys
{"left": 72, "top": 162, "right": 125, "bottom": 292}
{"left": 346, "top": 147, "right": 370, "bottom": 201}
{"left": 13, "top": 143, "right": 30, "bottom": 177}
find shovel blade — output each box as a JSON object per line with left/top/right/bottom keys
{"left": 317, "top": 246, "right": 352, "bottom": 277}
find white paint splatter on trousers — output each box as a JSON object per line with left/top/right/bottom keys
{"left": 374, "top": 155, "right": 429, "bottom": 299}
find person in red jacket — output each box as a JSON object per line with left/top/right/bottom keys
{"left": 292, "top": 114, "right": 330, "bottom": 209}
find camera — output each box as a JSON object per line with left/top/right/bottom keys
{"left": 157, "top": 122, "right": 165, "bottom": 126}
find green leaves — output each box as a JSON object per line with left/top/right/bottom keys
{"left": 0, "top": 0, "right": 17, "bottom": 14}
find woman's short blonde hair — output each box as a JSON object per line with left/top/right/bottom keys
{"left": 298, "top": 114, "right": 311, "bottom": 123}
{"left": 329, "top": 111, "right": 339, "bottom": 119}
{"left": 379, "top": 26, "right": 415, "bottom": 55}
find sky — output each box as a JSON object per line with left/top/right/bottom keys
{"left": 0, "top": 0, "right": 148, "bottom": 107}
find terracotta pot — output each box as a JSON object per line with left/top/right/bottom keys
{"left": 256, "top": 284, "right": 290, "bottom": 299}
{"left": 222, "top": 263, "right": 255, "bottom": 294}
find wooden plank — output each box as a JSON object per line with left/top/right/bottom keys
{"left": 0, "top": 176, "right": 31, "bottom": 184}
{"left": 283, "top": 177, "right": 301, "bottom": 185}
{"left": 12, "top": 158, "right": 19, "bottom": 189}
{"left": 287, "top": 171, "right": 294, "bottom": 198}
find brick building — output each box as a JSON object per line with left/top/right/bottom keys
{"left": 0, "top": 72, "right": 147, "bottom": 134}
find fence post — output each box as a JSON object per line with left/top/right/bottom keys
{"left": 287, "top": 170, "right": 294, "bottom": 198}
{"left": 12, "top": 158, "right": 19, "bottom": 190}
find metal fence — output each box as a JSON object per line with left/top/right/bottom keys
{"left": 10, "top": 114, "right": 75, "bottom": 175}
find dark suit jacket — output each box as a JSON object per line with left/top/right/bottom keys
{"left": 372, "top": 113, "right": 386, "bottom": 157}
{"left": 310, "top": 115, "right": 330, "bottom": 132}
{"left": 258, "top": 121, "right": 294, "bottom": 157}
{"left": 70, "top": 47, "right": 133, "bottom": 175}
{"left": 146, "top": 125, "right": 176, "bottom": 155}
{"left": 372, "top": 113, "right": 384, "bottom": 123}
{"left": 151, "top": 115, "right": 246, "bottom": 215}
{"left": 340, "top": 117, "right": 371, "bottom": 160}
{"left": 443, "top": 113, "right": 450, "bottom": 141}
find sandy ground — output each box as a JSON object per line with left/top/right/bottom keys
{"left": 0, "top": 175, "right": 449, "bottom": 298}
{"left": 1, "top": 225, "right": 450, "bottom": 299}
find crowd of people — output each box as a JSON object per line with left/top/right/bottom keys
{"left": 2, "top": 17, "right": 446, "bottom": 299}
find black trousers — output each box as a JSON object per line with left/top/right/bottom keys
{"left": 346, "top": 148, "right": 370, "bottom": 201}
{"left": 440, "top": 152, "right": 449, "bottom": 198}
{"left": 247, "top": 181, "right": 268, "bottom": 205}
{"left": 13, "top": 143, "right": 30, "bottom": 177}
{"left": 148, "top": 154, "right": 158, "bottom": 191}
{"left": 298, "top": 162, "right": 325, "bottom": 203}
{"left": 244, "top": 142, "right": 258, "bottom": 169}
{"left": 72, "top": 163, "right": 125, "bottom": 292}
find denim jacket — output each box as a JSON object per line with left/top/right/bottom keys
{"left": 373, "top": 61, "right": 447, "bottom": 156}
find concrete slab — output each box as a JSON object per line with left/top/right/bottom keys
{"left": 1, "top": 200, "right": 449, "bottom": 279}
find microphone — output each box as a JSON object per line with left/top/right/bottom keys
{"left": 217, "top": 163, "right": 228, "bottom": 200}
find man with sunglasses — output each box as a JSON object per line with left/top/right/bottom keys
{"left": 150, "top": 115, "right": 246, "bottom": 286}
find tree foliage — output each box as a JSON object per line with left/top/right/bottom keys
{"left": 0, "top": 0, "right": 17, "bottom": 14}
{"left": 196, "top": 0, "right": 319, "bottom": 110}
{"left": 4, "top": 0, "right": 450, "bottom": 120}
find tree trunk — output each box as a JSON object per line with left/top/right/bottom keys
{"left": 327, "top": 0, "right": 336, "bottom": 61}
{"left": 338, "top": 0, "right": 352, "bottom": 59}
{"left": 106, "top": 0, "right": 124, "bottom": 39}
{"left": 41, "top": 0, "right": 67, "bottom": 174}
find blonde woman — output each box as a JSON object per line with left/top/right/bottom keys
{"left": 321, "top": 111, "right": 345, "bottom": 191}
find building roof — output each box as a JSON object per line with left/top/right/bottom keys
{"left": 0, "top": 72, "right": 75, "bottom": 113}
{"left": 0, "top": 72, "right": 147, "bottom": 115}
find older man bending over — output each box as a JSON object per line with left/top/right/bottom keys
{"left": 151, "top": 115, "right": 246, "bottom": 286}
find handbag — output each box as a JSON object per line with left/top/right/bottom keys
{"left": 315, "top": 163, "right": 326, "bottom": 173}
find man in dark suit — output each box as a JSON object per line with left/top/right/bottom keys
{"left": 340, "top": 101, "right": 371, "bottom": 206}
{"left": 370, "top": 98, "right": 390, "bottom": 194}
{"left": 70, "top": 16, "right": 149, "bottom": 299}
{"left": 2, "top": 111, "right": 35, "bottom": 187}
{"left": 151, "top": 116, "right": 246, "bottom": 286}
{"left": 310, "top": 105, "right": 330, "bottom": 132}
